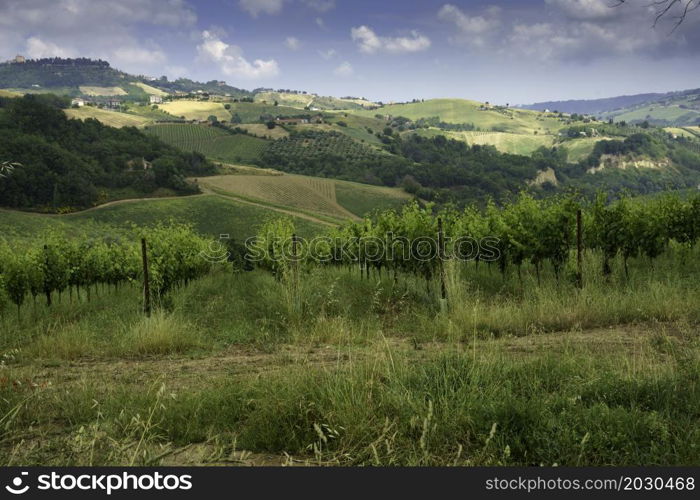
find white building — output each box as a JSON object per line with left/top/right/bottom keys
{"left": 149, "top": 95, "right": 163, "bottom": 105}
{"left": 71, "top": 98, "right": 86, "bottom": 107}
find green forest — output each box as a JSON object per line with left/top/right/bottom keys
{"left": 0, "top": 95, "right": 215, "bottom": 211}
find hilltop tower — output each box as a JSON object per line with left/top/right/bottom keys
{"left": 13, "top": 55, "right": 26, "bottom": 63}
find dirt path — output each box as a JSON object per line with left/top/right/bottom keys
{"left": 2, "top": 190, "right": 337, "bottom": 227}
{"left": 16, "top": 322, "right": 669, "bottom": 394}
{"left": 199, "top": 187, "right": 340, "bottom": 227}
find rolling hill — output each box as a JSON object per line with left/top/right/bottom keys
{"left": 197, "top": 173, "right": 413, "bottom": 220}
{"left": 354, "top": 98, "right": 565, "bottom": 134}
{"left": 524, "top": 88, "right": 700, "bottom": 126}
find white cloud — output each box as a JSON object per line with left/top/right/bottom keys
{"left": 333, "top": 61, "right": 353, "bottom": 76}
{"left": 318, "top": 48, "right": 337, "bottom": 59}
{"left": 0, "top": 0, "right": 197, "bottom": 74}
{"left": 315, "top": 17, "right": 326, "bottom": 29}
{"left": 301, "top": 0, "right": 335, "bottom": 12}
{"left": 506, "top": 20, "right": 661, "bottom": 61}
{"left": 197, "top": 30, "right": 280, "bottom": 80}
{"left": 165, "top": 65, "right": 189, "bottom": 79}
{"left": 437, "top": 4, "right": 501, "bottom": 47}
{"left": 112, "top": 47, "right": 167, "bottom": 65}
{"left": 285, "top": 36, "right": 301, "bottom": 50}
{"left": 239, "top": 0, "right": 285, "bottom": 17}
{"left": 545, "top": 0, "right": 619, "bottom": 21}
{"left": 351, "top": 26, "right": 431, "bottom": 54}
{"left": 25, "top": 37, "right": 74, "bottom": 58}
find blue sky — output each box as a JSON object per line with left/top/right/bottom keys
{"left": 1, "top": 0, "right": 699, "bottom": 104}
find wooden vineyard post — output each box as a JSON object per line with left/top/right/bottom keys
{"left": 291, "top": 233, "right": 300, "bottom": 313}
{"left": 141, "top": 238, "right": 151, "bottom": 317}
{"left": 43, "top": 244, "right": 51, "bottom": 307}
{"left": 576, "top": 209, "right": 583, "bottom": 288}
{"left": 438, "top": 217, "right": 447, "bottom": 301}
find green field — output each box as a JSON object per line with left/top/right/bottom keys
{"left": 354, "top": 99, "right": 565, "bottom": 134}
{"left": 334, "top": 180, "right": 413, "bottom": 216}
{"left": 159, "top": 100, "right": 231, "bottom": 121}
{"left": 560, "top": 136, "right": 615, "bottom": 163}
{"left": 65, "top": 107, "right": 152, "bottom": 128}
{"left": 145, "top": 123, "right": 269, "bottom": 163}
{"left": 414, "top": 128, "right": 555, "bottom": 155}
{"left": 0, "top": 194, "right": 323, "bottom": 242}
{"left": 604, "top": 104, "right": 700, "bottom": 126}
{"left": 197, "top": 173, "right": 413, "bottom": 220}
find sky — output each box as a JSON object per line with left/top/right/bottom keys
{"left": 0, "top": 0, "right": 699, "bottom": 104}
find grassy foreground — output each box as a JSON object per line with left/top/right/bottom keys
{"left": 0, "top": 246, "right": 698, "bottom": 466}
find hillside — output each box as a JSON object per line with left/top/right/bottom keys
{"left": 354, "top": 98, "right": 565, "bottom": 134}
{"left": 0, "top": 57, "right": 251, "bottom": 101}
{"left": 0, "top": 95, "right": 214, "bottom": 211}
{"left": 144, "top": 124, "right": 269, "bottom": 164}
{"left": 197, "top": 173, "right": 413, "bottom": 220}
{"left": 524, "top": 88, "right": 700, "bottom": 126}
{"left": 255, "top": 91, "right": 378, "bottom": 110}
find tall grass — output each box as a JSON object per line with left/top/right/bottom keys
{"left": 1, "top": 337, "right": 697, "bottom": 465}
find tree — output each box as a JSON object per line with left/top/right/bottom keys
{"left": 615, "top": 0, "right": 699, "bottom": 30}
{"left": 266, "top": 121, "right": 276, "bottom": 130}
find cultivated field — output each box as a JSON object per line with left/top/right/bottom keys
{"left": 239, "top": 123, "right": 290, "bottom": 139}
{"left": 255, "top": 91, "right": 315, "bottom": 108}
{"left": 198, "top": 174, "right": 359, "bottom": 221}
{"left": 1, "top": 233, "right": 698, "bottom": 466}
{"left": 226, "top": 102, "right": 302, "bottom": 123}
{"left": 65, "top": 107, "right": 152, "bottom": 128}
{"left": 355, "top": 99, "right": 564, "bottom": 134}
{"left": 415, "top": 129, "right": 555, "bottom": 155}
{"left": 145, "top": 123, "right": 269, "bottom": 163}
{"left": 0, "top": 89, "right": 21, "bottom": 97}
{"left": 334, "top": 180, "right": 414, "bottom": 217}
{"left": 133, "top": 82, "right": 169, "bottom": 96}
{"left": 159, "top": 100, "right": 231, "bottom": 121}
{"left": 0, "top": 194, "right": 323, "bottom": 242}
{"left": 79, "top": 86, "right": 128, "bottom": 96}
{"left": 561, "top": 136, "right": 615, "bottom": 163}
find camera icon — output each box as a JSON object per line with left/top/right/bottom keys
{"left": 5, "top": 471, "right": 29, "bottom": 494}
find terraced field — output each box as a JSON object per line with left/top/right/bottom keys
{"left": 65, "top": 107, "right": 152, "bottom": 128}
{"left": 145, "top": 123, "right": 269, "bottom": 163}
{"left": 159, "top": 100, "right": 231, "bottom": 121}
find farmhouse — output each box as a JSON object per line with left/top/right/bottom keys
{"left": 276, "top": 117, "right": 309, "bottom": 125}
{"left": 149, "top": 95, "right": 163, "bottom": 104}
{"left": 71, "top": 98, "right": 86, "bottom": 107}
{"left": 106, "top": 99, "right": 121, "bottom": 109}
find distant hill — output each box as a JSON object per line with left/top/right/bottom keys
{"left": 522, "top": 92, "right": 669, "bottom": 115}
{"left": 523, "top": 88, "right": 700, "bottom": 126}
{"left": 0, "top": 57, "right": 251, "bottom": 100}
